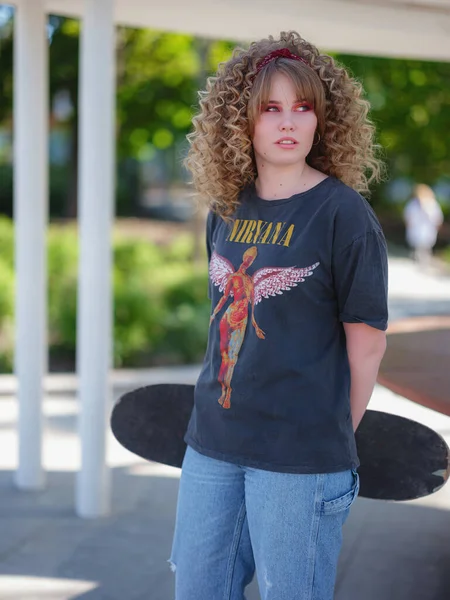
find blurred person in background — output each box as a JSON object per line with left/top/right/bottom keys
{"left": 403, "top": 183, "right": 444, "bottom": 265}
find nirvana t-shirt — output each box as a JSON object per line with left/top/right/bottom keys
{"left": 184, "top": 176, "right": 388, "bottom": 474}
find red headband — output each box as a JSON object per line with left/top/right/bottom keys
{"left": 254, "top": 49, "right": 309, "bottom": 78}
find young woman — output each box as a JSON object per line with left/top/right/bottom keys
{"left": 169, "top": 30, "right": 388, "bottom": 599}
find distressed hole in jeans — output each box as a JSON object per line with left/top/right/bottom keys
{"left": 167, "top": 558, "right": 176, "bottom": 573}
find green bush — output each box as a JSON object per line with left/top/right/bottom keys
{"left": 0, "top": 258, "right": 15, "bottom": 372}
{"left": 0, "top": 215, "right": 14, "bottom": 268}
{"left": 47, "top": 224, "right": 79, "bottom": 349}
{"left": 114, "top": 236, "right": 165, "bottom": 273}
{"left": 162, "top": 232, "right": 197, "bottom": 264}
{"left": 159, "top": 268, "right": 210, "bottom": 363}
{"left": 112, "top": 239, "right": 210, "bottom": 366}
{"left": 0, "top": 217, "right": 210, "bottom": 372}
{"left": 113, "top": 262, "right": 166, "bottom": 366}
{"left": 0, "top": 217, "right": 14, "bottom": 370}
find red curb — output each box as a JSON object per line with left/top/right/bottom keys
{"left": 377, "top": 316, "right": 450, "bottom": 416}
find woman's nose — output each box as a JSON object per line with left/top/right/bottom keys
{"left": 280, "top": 117, "right": 295, "bottom": 131}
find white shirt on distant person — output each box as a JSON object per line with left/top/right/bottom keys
{"left": 403, "top": 197, "right": 443, "bottom": 250}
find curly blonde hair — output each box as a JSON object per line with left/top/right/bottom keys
{"left": 184, "top": 31, "right": 386, "bottom": 220}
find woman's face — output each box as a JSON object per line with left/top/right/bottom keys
{"left": 251, "top": 72, "right": 318, "bottom": 170}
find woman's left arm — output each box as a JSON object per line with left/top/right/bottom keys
{"left": 343, "top": 322, "right": 387, "bottom": 432}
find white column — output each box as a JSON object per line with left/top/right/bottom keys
{"left": 13, "top": 0, "right": 48, "bottom": 490}
{"left": 75, "top": 0, "right": 116, "bottom": 518}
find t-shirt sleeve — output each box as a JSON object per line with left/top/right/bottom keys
{"left": 332, "top": 229, "right": 388, "bottom": 331}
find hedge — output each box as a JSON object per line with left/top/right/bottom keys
{"left": 0, "top": 217, "right": 210, "bottom": 372}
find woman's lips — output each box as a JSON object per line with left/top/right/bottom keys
{"left": 275, "top": 137, "right": 298, "bottom": 147}
{"left": 275, "top": 141, "right": 298, "bottom": 149}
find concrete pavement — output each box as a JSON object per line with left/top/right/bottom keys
{"left": 0, "top": 253, "right": 450, "bottom": 600}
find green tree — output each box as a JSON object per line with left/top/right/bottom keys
{"left": 115, "top": 29, "right": 234, "bottom": 166}
{"left": 336, "top": 53, "right": 450, "bottom": 195}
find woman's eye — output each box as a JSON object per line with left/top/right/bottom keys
{"left": 295, "top": 104, "right": 313, "bottom": 111}
{"left": 264, "top": 103, "right": 313, "bottom": 113}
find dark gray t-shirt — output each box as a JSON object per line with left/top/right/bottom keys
{"left": 184, "top": 176, "right": 388, "bottom": 473}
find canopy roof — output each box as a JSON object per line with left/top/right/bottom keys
{"left": 45, "top": 0, "right": 450, "bottom": 61}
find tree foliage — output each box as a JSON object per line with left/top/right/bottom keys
{"left": 335, "top": 53, "right": 450, "bottom": 187}
{"left": 115, "top": 29, "right": 234, "bottom": 160}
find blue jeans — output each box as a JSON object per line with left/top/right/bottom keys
{"left": 169, "top": 446, "right": 360, "bottom": 600}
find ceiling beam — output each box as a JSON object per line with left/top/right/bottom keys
{"left": 44, "top": 0, "right": 450, "bottom": 61}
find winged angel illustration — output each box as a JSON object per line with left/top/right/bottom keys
{"left": 209, "top": 246, "right": 319, "bottom": 409}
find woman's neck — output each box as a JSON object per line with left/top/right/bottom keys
{"left": 254, "top": 163, "right": 319, "bottom": 200}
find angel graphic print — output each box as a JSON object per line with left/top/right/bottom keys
{"left": 209, "top": 244, "right": 319, "bottom": 409}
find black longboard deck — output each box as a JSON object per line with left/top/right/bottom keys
{"left": 110, "top": 383, "right": 450, "bottom": 501}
